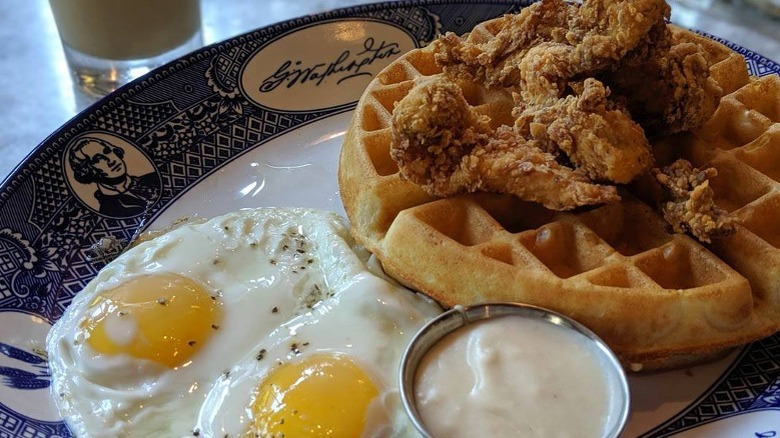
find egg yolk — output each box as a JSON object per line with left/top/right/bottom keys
{"left": 80, "top": 274, "right": 222, "bottom": 368}
{"left": 250, "top": 353, "right": 379, "bottom": 437}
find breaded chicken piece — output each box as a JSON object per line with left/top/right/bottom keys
{"left": 391, "top": 0, "right": 730, "bottom": 236}
{"left": 433, "top": 0, "right": 666, "bottom": 185}
{"left": 437, "top": 0, "right": 719, "bottom": 138}
{"left": 652, "top": 159, "right": 736, "bottom": 242}
{"left": 390, "top": 76, "right": 620, "bottom": 211}
{"left": 436, "top": 0, "right": 670, "bottom": 93}
{"left": 435, "top": 0, "right": 575, "bottom": 88}
{"left": 513, "top": 77, "right": 653, "bottom": 184}
{"left": 603, "top": 41, "right": 723, "bottom": 136}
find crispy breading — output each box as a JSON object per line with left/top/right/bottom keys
{"left": 652, "top": 159, "right": 736, "bottom": 242}
{"left": 513, "top": 77, "right": 653, "bottom": 183}
{"left": 390, "top": 77, "right": 620, "bottom": 210}
{"left": 436, "top": 0, "right": 670, "bottom": 94}
{"left": 603, "top": 41, "right": 723, "bottom": 136}
{"left": 390, "top": 0, "right": 730, "bottom": 238}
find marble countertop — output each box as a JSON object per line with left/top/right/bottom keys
{"left": 1, "top": 0, "right": 778, "bottom": 184}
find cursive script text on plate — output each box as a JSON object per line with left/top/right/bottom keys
{"left": 260, "top": 37, "right": 401, "bottom": 92}
{"left": 241, "top": 20, "right": 416, "bottom": 111}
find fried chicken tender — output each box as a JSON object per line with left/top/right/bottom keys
{"left": 513, "top": 77, "right": 653, "bottom": 183}
{"left": 652, "top": 159, "right": 736, "bottom": 242}
{"left": 433, "top": 0, "right": 668, "bottom": 185}
{"left": 437, "top": 0, "right": 720, "bottom": 138}
{"left": 388, "top": 0, "right": 732, "bottom": 238}
{"left": 437, "top": 0, "right": 670, "bottom": 93}
{"left": 390, "top": 76, "right": 620, "bottom": 210}
{"left": 435, "top": 0, "right": 575, "bottom": 88}
{"left": 604, "top": 41, "right": 723, "bottom": 136}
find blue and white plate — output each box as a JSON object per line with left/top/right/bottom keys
{"left": 0, "top": 1, "right": 778, "bottom": 436}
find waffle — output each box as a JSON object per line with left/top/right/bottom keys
{"left": 338, "top": 15, "right": 779, "bottom": 369}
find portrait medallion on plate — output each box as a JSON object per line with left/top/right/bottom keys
{"left": 62, "top": 133, "right": 161, "bottom": 219}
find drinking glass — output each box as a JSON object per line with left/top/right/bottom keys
{"left": 49, "top": 0, "right": 203, "bottom": 97}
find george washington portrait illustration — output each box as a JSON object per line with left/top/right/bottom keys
{"left": 66, "top": 135, "right": 161, "bottom": 217}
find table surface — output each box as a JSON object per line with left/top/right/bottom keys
{"left": 1, "top": 0, "right": 778, "bottom": 185}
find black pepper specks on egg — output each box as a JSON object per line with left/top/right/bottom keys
{"left": 301, "top": 283, "right": 330, "bottom": 310}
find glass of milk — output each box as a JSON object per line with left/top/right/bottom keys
{"left": 49, "top": 0, "right": 202, "bottom": 97}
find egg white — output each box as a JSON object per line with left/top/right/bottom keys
{"left": 195, "top": 267, "right": 441, "bottom": 437}
{"left": 47, "top": 208, "right": 437, "bottom": 437}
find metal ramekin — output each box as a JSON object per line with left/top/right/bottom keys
{"left": 399, "top": 302, "right": 630, "bottom": 438}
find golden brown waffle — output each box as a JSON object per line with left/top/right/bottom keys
{"left": 680, "top": 74, "right": 780, "bottom": 325}
{"left": 338, "top": 17, "right": 777, "bottom": 369}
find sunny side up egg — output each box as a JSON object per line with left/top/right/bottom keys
{"left": 195, "top": 265, "right": 439, "bottom": 437}
{"left": 46, "top": 208, "right": 441, "bottom": 437}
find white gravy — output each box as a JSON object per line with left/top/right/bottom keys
{"left": 414, "top": 316, "right": 620, "bottom": 437}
